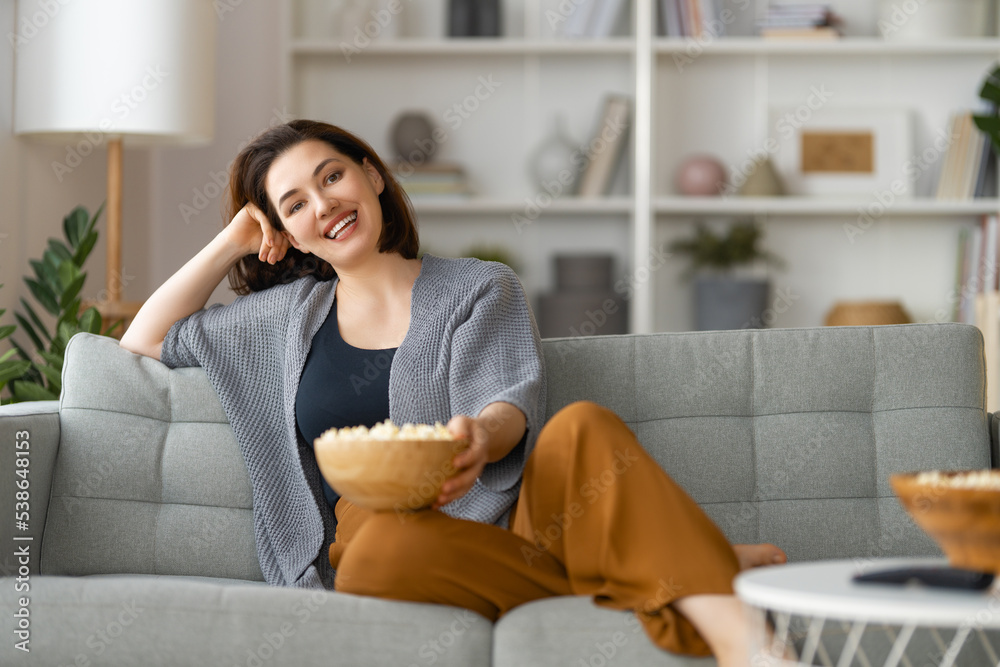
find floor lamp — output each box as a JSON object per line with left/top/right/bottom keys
{"left": 13, "top": 0, "right": 215, "bottom": 329}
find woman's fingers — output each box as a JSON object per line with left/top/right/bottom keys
{"left": 435, "top": 416, "right": 489, "bottom": 507}
{"left": 435, "top": 455, "right": 485, "bottom": 508}
{"left": 240, "top": 202, "right": 291, "bottom": 265}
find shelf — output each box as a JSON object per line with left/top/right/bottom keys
{"left": 654, "top": 196, "right": 1000, "bottom": 217}
{"left": 290, "top": 38, "right": 635, "bottom": 56}
{"left": 654, "top": 37, "right": 1000, "bottom": 56}
{"left": 411, "top": 196, "right": 634, "bottom": 216}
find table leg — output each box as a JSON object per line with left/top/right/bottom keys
{"left": 799, "top": 616, "right": 826, "bottom": 666}
{"left": 835, "top": 620, "right": 867, "bottom": 667}
{"left": 974, "top": 627, "right": 1000, "bottom": 666}
{"left": 938, "top": 626, "right": 970, "bottom": 667}
{"left": 882, "top": 624, "right": 916, "bottom": 667}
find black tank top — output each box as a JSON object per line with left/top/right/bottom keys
{"left": 296, "top": 299, "right": 395, "bottom": 508}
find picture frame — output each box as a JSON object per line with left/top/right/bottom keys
{"left": 768, "top": 106, "right": 914, "bottom": 197}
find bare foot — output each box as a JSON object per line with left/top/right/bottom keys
{"left": 733, "top": 543, "right": 786, "bottom": 571}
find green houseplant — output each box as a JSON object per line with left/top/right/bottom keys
{"left": 973, "top": 63, "right": 1000, "bottom": 155}
{"left": 669, "top": 219, "right": 784, "bottom": 330}
{"left": 0, "top": 286, "right": 31, "bottom": 404}
{"left": 4, "top": 205, "right": 120, "bottom": 403}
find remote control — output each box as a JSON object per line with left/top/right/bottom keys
{"left": 853, "top": 566, "right": 994, "bottom": 590}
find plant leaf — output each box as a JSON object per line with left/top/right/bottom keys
{"left": 38, "top": 350, "right": 63, "bottom": 370}
{"left": 30, "top": 258, "right": 60, "bottom": 292}
{"left": 0, "top": 324, "right": 15, "bottom": 340}
{"left": 73, "top": 230, "right": 99, "bottom": 266}
{"left": 11, "top": 316, "right": 44, "bottom": 358}
{"left": 57, "top": 320, "right": 77, "bottom": 346}
{"left": 64, "top": 207, "right": 87, "bottom": 247}
{"left": 0, "top": 360, "right": 32, "bottom": 385}
{"left": 11, "top": 380, "right": 58, "bottom": 402}
{"left": 59, "top": 275, "right": 87, "bottom": 311}
{"left": 79, "top": 307, "right": 101, "bottom": 335}
{"left": 58, "top": 260, "right": 81, "bottom": 289}
{"left": 982, "top": 77, "right": 1000, "bottom": 105}
{"left": 18, "top": 299, "right": 52, "bottom": 344}
{"left": 102, "top": 318, "right": 123, "bottom": 337}
{"left": 89, "top": 202, "right": 105, "bottom": 234}
{"left": 0, "top": 348, "right": 19, "bottom": 363}
{"left": 10, "top": 340, "right": 33, "bottom": 363}
{"left": 24, "top": 278, "right": 59, "bottom": 316}
{"left": 33, "top": 361, "right": 61, "bottom": 389}
{"left": 48, "top": 239, "right": 73, "bottom": 263}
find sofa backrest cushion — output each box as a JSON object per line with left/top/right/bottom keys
{"left": 42, "top": 334, "right": 263, "bottom": 580}
{"left": 46, "top": 324, "right": 989, "bottom": 575}
{"left": 541, "top": 323, "right": 990, "bottom": 563}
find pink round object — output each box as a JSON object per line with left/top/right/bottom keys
{"left": 676, "top": 155, "right": 728, "bottom": 197}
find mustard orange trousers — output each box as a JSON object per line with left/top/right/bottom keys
{"left": 330, "top": 401, "right": 739, "bottom": 656}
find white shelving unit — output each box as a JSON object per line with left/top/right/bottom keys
{"left": 281, "top": 0, "right": 1000, "bottom": 333}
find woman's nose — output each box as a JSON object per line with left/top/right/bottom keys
{"left": 317, "top": 193, "right": 338, "bottom": 218}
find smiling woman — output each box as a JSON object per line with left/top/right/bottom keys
{"left": 223, "top": 120, "right": 419, "bottom": 295}
{"left": 118, "top": 119, "right": 786, "bottom": 667}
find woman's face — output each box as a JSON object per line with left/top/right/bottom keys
{"left": 265, "top": 139, "right": 385, "bottom": 268}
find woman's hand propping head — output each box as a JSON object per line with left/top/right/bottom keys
{"left": 225, "top": 202, "right": 293, "bottom": 266}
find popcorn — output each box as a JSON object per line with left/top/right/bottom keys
{"left": 914, "top": 470, "right": 1000, "bottom": 489}
{"left": 318, "top": 419, "right": 454, "bottom": 442}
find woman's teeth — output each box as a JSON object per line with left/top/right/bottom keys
{"left": 325, "top": 211, "right": 357, "bottom": 239}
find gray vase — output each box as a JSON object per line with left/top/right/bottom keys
{"left": 694, "top": 276, "right": 770, "bottom": 331}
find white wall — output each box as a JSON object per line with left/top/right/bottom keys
{"left": 1, "top": 1, "right": 19, "bottom": 327}
{"left": 2, "top": 0, "right": 284, "bottom": 348}
{"left": 3, "top": 1, "right": 150, "bottom": 341}
{"left": 149, "top": 1, "right": 284, "bottom": 308}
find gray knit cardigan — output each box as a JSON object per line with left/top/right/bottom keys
{"left": 160, "top": 255, "right": 546, "bottom": 589}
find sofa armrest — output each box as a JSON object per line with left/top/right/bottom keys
{"left": 0, "top": 401, "right": 60, "bottom": 577}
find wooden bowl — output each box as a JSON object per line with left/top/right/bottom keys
{"left": 890, "top": 470, "right": 1000, "bottom": 572}
{"left": 824, "top": 300, "right": 912, "bottom": 327}
{"left": 314, "top": 433, "right": 468, "bottom": 512}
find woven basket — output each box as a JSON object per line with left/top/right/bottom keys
{"left": 891, "top": 471, "right": 1000, "bottom": 573}
{"left": 824, "top": 300, "right": 912, "bottom": 327}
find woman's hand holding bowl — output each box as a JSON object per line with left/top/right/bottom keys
{"left": 436, "top": 415, "right": 491, "bottom": 509}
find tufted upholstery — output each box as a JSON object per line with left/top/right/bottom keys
{"left": 1, "top": 323, "right": 993, "bottom": 666}
{"left": 39, "top": 324, "right": 990, "bottom": 579}
{"left": 542, "top": 324, "right": 990, "bottom": 563}
{"left": 42, "top": 334, "right": 262, "bottom": 580}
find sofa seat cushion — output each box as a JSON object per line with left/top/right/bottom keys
{"left": 493, "top": 596, "right": 713, "bottom": 667}
{"left": 0, "top": 575, "right": 492, "bottom": 666}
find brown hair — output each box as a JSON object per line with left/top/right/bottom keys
{"left": 225, "top": 119, "right": 419, "bottom": 294}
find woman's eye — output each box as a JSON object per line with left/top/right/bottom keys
{"left": 325, "top": 171, "right": 341, "bottom": 184}
{"left": 289, "top": 202, "right": 304, "bottom": 214}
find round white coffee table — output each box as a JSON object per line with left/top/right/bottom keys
{"left": 735, "top": 557, "right": 1000, "bottom": 667}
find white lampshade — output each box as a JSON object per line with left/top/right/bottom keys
{"left": 14, "top": 0, "right": 215, "bottom": 144}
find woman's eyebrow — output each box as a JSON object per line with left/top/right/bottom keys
{"left": 278, "top": 158, "right": 346, "bottom": 208}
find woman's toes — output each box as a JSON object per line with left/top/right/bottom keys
{"left": 734, "top": 543, "right": 787, "bottom": 570}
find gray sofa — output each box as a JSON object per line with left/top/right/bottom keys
{"left": 0, "top": 323, "right": 994, "bottom": 666}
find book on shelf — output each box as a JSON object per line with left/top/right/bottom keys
{"left": 658, "top": 0, "right": 683, "bottom": 37}
{"left": 562, "top": 0, "right": 598, "bottom": 38}
{"left": 391, "top": 162, "right": 471, "bottom": 199}
{"left": 960, "top": 214, "right": 1000, "bottom": 410}
{"left": 558, "top": 0, "right": 627, "bottom": 38}
{"left": 658, "top": 0, "right": 725, "bottom": 38}
{"left": 936, "top": 111, "right": 993, "bottom": 200}
{"left": 956, "top": 214, "right": 1000, "bottom": 323}
{"left": 759, "top": 26, "right": 840, "bottom": 39}
{"left": 576, "top": 95, "right": 631, "bottom": 198}
{"left": 756, "top": 2, "right": 841, "bottom": 38}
